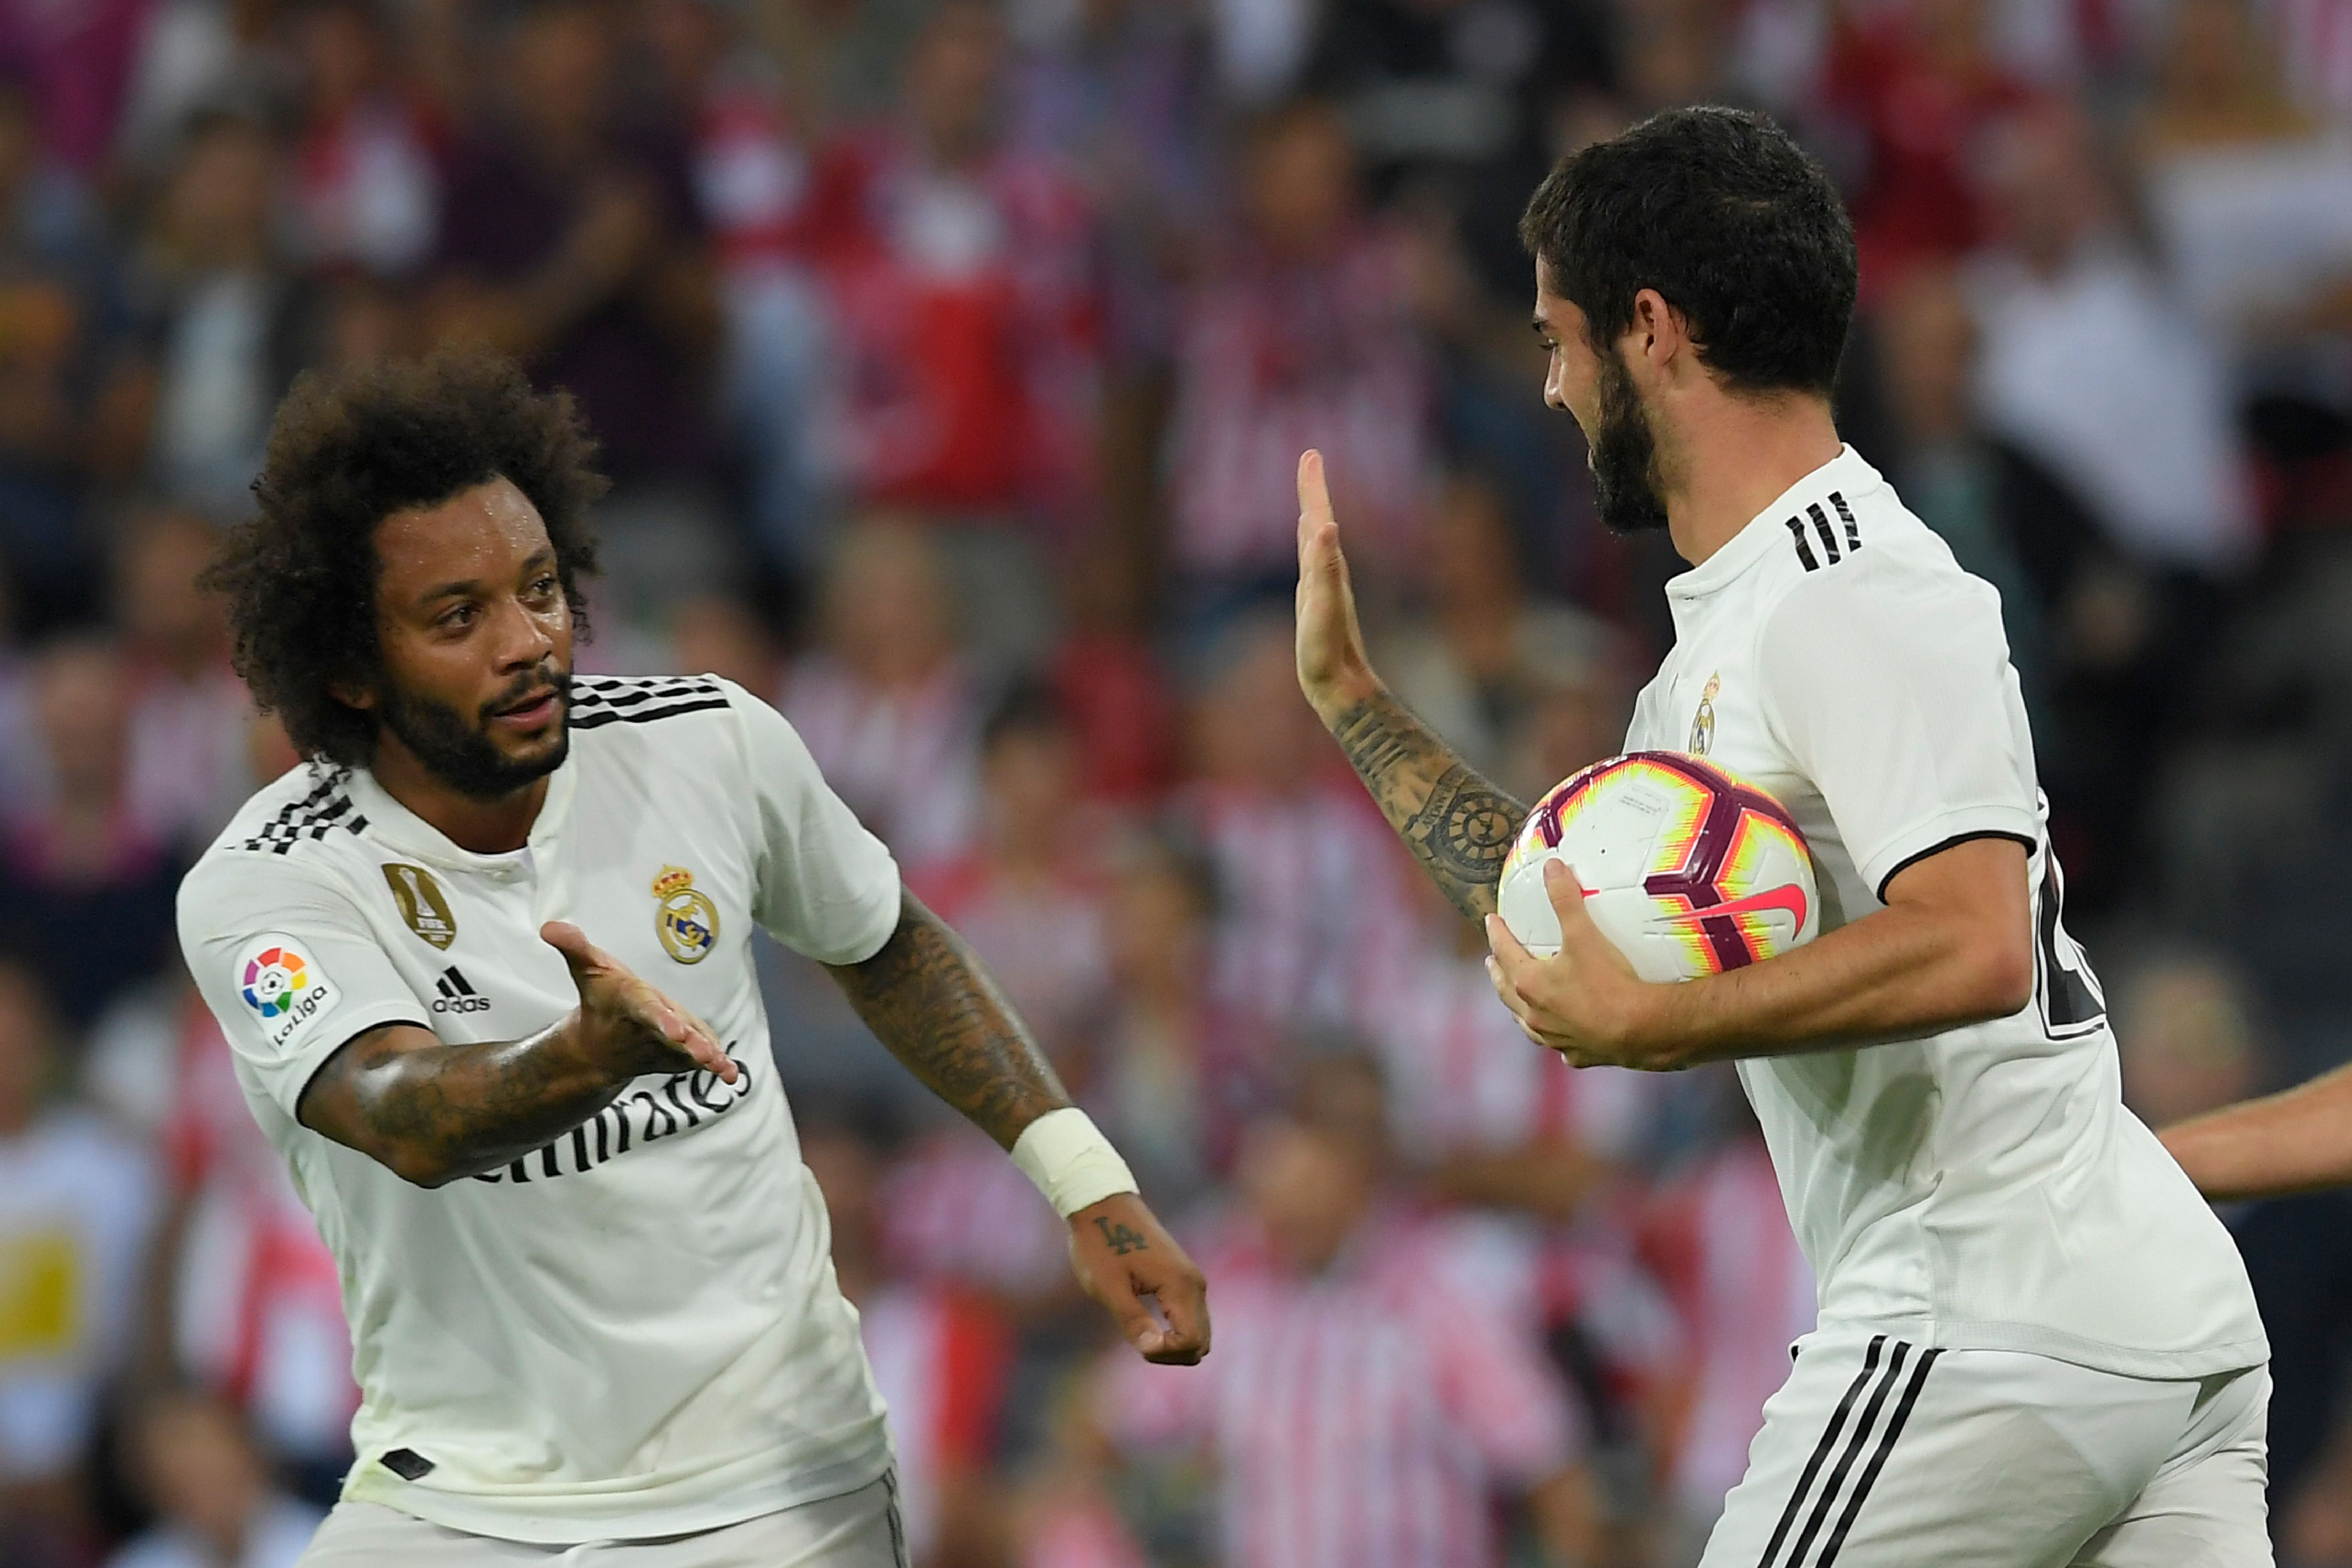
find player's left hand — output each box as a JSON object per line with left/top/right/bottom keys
{"left": 1485, "top": 859, "right": 1671, "bottom": 1070}
{"left": 1067, "top": 1192, "right": 1210, "bottom": 1365}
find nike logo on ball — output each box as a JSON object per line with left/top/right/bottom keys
{"left": 1671, "top": 882, "right": 1809, "bottom": 929}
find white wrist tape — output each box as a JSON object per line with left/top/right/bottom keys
{"left": 1011, "top": 1108, "right": 1139, "bottom": 1219}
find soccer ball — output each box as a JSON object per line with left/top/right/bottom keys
{"left": 1496, "top": 752, "right": 1819, "bottom": 982}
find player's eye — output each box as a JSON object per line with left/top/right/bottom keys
{"left": 525, "top": 574, "right": 559, "bottom": 601}
{"left": 438, "top": 603, "right": 479, "bottom": 631}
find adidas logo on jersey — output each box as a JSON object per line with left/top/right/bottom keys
{"left": 431, "top": 966, "right": 491, "bottom": 1014}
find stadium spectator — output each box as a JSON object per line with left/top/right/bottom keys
{"left": 1305, "top": 0, "right": 1613, "bottom": 300}
{"left": 1375, "top": 471, "right": 1614, "bottom": 789}
{"left": 1090, "top": 828, "right": 1273, "bottom": 1206}
{"left": 1100, "top": 1052, "right": 1601, "bottom": 1568}
{"left": 0, "top": 74, "right": 134, "bottom": 632}
{"left": 0, "top": 958, "right": 158, "bottom": 1565}
{"left": 126, "top": 107, "right": 318, "bottom": 525}
{"left": 1967, "top": 101, "right": 2255, "bottom": 577}
{"left": 1176, "top": 613, "right": 1417, "bottom": 1034}
{"left": 816, "top": 0, "right": 1104, "bottom": 535}
{"left": 283, "top": 0, "right": 443, "bottom": 280}
{"left": 644, "top": 0, "right": 841, "bottom": 575}
{"left": 781, "top": 515, "right": 983, "bottom": 868}
{"left": 1163, "top": 97, "right": 1433, "bottom": 612}
{"left": 106, "top": 1386, "right": 323, "bottom": 1568}
{"left": 2137, "top": 0, "right": 2352, "bottom": 398}
{"left": 1001, "top": 0, "right": 1220, "bottom": 367}
{"left": 427, "top": 0, "right": 727, "bottom": 614}
{"left": 910, "top": 681, "right": 1113, "bottom": 1067}
{"left": 1044, "top": 544, "right": 1182, "bottom": 807}
{"left": 803, "top": 1117, "right": 1015, "bottom": 1568}
{"left": 1817, "top": 0, "right": 2041, "bottom": 294}
{"left": 114, "top": 509, "right": 253, "bottom": 856}
{"left": 0, "top": 637, "right": 184, "bottom": 1024}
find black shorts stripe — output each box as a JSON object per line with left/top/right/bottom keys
{"left": 1829, "top": 490, "right": 1861, "bottom": 552}
{"left": 1784, "top": 1341, "right": 1911, "bottom": 1568}
{"left": 569, "top": 697, "right": 734, "bottom": 730}
{"left": 882, "top": 1469, "right": 909, "bottom": 1568}
{"left": 1783, "top": 514, "right": 1821, "bottom": 571}
{"left": 1816, "top": 1348, "right": 1942, "bottom": 1567}
{"left": 1757, "top": 1336, "right": 1885, "bottom": 1568}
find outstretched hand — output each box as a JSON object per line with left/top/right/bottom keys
{"left": 1293, "top": 449, "right": 1380, "bottom": 723}
{"left": 1067, "top": 1192, "right": 1210, "bottom": 1365}
{"left": 542, "top": 920, "right": 737, "bottom": 1083}
{"left": 1485, "top": 860, "right": 1664, "bottom": 1070}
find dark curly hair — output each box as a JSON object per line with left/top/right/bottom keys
{"left": 204, "top": 347, "right": 605, "bottom": 768}
{"left": 1519, "top": 106, "right": 1857, "bottom": 397}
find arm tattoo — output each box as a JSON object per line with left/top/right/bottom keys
{"left": 1328, "top": 689, "right": 1528, "bottom": 923}
{"left": 301, "top": 1021, "right": 623, "bottom": 1187}
{"left": 825, "top": 888, "right": 1071, "bottom": 1149}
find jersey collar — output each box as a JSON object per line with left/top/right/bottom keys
{"left": 1664, "top": 444, "right": 1884, "bottom": 605}
{"left": 345, "top": 747, "right": 579, "bottom": 878}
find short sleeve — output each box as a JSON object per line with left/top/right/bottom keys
{"left": 719, "top": 679, "right": 903, "bottom": 963}
{"left": 1756, "top": 567, "right": 2040, "bottom": 901}
{"left": 176, "top": 856, "right": 430, "bottom": 1124}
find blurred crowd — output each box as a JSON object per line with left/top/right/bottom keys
{"left": 5, "top": 0, "right": 2352, "bottom": 1565}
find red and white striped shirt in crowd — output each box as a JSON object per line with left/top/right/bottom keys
{"left": 1102, "top": 1209, "right": 1583, "bottom": 1568}
{"left": 1363, "top": 939, "right": 1656, "bottom": 1168}
{"left": 1177, "top": 780, "right": 1421, "bottom": 1035}
{"left": 814, "top": 128, "right": 1103, "bottom": 524}
{"left": 779, "top": 656, "right": 982, "bottom": 869}
{"left": 1641, "top": 1134, "right": 1817, "bottom": 1517}
{"left": 858, "top": 1283, "right": 1012, "bottom": 1564}
{"left": 159, "top": 990, "right": 359, "bottom": 1463}
{"left": 879, "top": 1126, "right": 1072, "bottom": 1301}
{"left": 1164, "top": 228, "right": 1434, "bottom": 584}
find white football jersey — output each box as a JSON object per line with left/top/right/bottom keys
{"left": 176, "top": 675, "right": 904, "bottom": 1544}
{"left": 1625, "top": 446, "right": 2265, "bottom": 1378}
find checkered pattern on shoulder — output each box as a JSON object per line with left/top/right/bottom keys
{"left": 566, "top": 674, "right": 731, "bottom": 732}
{"left": 236, "top": 768, "right": 366, "bottom": 855}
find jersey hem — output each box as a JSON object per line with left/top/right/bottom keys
{"left": 1816, "top": 1314, "right": 2269, "bottom": 1380}
{"left": 340, "top": 1437, "right": 894, "bottom": 1546}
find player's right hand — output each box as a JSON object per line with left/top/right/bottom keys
{"left": 542, "top": 921, "right": 738, "bottom": 1084}
{"left": 1293, "top": 449, "right": 1381, "bottom": 724}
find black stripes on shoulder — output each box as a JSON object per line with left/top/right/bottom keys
{"left": 566, "top": 675, "right": 731, "bottom": 732}
{"left": 1784, "top": 490, "right": 1861, "bottom": 572}
{"left": 237, "top": 769, "right": 367, "bottom": 855}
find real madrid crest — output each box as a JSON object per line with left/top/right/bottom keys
{"left": 652, "top": 865, "right": 719, "bottom": 964}
{"left": 1689, "top": 672, "right": 1720, "bottom": 756}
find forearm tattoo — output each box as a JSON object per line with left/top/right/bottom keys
{"left": 1329, "top": 690, "right": 1528, "bottom": 923}
{"left": 305, "top": 1022, "right": 625, "bottom": 1184}
{"left": 825, "top": 889, "right": 1072, "bottom": 1149}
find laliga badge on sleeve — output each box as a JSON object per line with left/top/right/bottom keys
{"left": 234, "top": 934, "right": 344, "bottom": 1054}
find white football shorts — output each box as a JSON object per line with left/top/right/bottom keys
{"left": 1698, "top": 1330, "right": 2270, "bottom": 1568}
{"left": 295, "top": 1470, "right": 907, "bottom": 1568}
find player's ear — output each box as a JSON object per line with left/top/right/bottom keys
{"left": 329, "top": 678, "right": 376, "bottom": 712}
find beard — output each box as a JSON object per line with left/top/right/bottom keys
{"left": 1588, "top": 348, "right": 1671, "bottom": 536}
{"left": 377, "top": 666, "right": 572, "bottom": 800}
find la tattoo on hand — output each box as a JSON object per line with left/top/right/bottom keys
{"left": 1094, "top": 1217, "right": 1150, "bottom": 1255}
{"left": 1330, "top": 693, "right": 1527, "bottom": 922}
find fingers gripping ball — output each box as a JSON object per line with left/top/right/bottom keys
{"left": 1496, "top": 752, "right": 1819, "bottom": 982}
